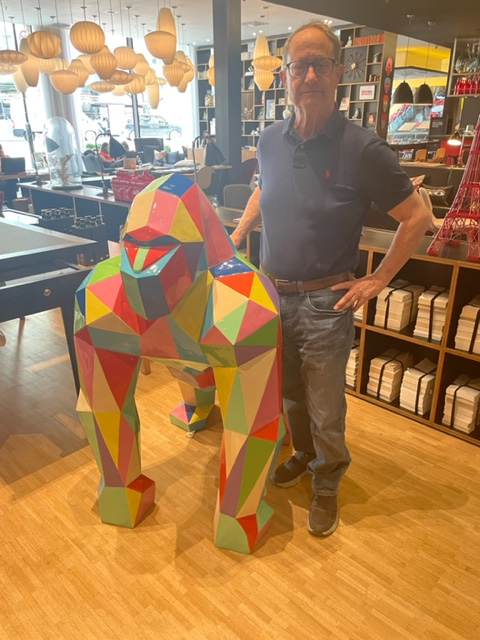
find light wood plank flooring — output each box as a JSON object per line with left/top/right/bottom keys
{"left": 1, "top": 310, "right": 479, "bottom": 640}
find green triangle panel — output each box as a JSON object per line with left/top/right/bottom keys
{"left": 237, "top": 436, "right": 277, "bottom": 512}
{"left": 215, "top": 301, "right": 248, "bottom": 344}
{"left": 223, "top": 372, "right": 250, "bottom": 435}
{"left": 237, "top": 316, "right": 279, "bottom": 347}
{"left": 167, "top": 319, "right": 210, "bottom": 366}
{"left": 74, "top": 302, "right": 86, "bottom": 333}
{"left": 88, "top": 327, "right": 142, "bottom": 355}
{"left": 122, "top": 399, "right": 141, "bottom": 431}
{"left": 255, "top": 500, "right": 275, "bottom": 535}
{"left": 214, "top": 513, "right": 251, "bottom": 553}
{"left": 88, "top": 256, "right": 121, "bottom": 284}
{"left": 78, "top": 410, "right": 104, "bottom": 474}
{"left": 121, "top": 272, "right": 147, "bottom": 318}
{"left": 202, "top": 343, "right": 239, "bottom": 367}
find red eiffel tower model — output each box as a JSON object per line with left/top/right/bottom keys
{"left": 427, "top": 115, "right": 480, "bottom": 261}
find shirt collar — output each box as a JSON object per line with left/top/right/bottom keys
{"left": 283, "top": 108, "right": 344, "bottom": 142}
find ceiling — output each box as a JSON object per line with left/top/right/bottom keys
{"left": 5, "top": 0, "right": 471, "bottom": 49}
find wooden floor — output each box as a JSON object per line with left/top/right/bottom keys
{"left": 1, "top": 309, "right": 480, "bottom": 640}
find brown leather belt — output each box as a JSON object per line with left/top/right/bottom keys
{"left": 266, "top": 271, "right": 352, "bottom": 294}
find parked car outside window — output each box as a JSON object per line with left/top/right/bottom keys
{"left": 124, "top": 115, "right": 182, "bottom": 140}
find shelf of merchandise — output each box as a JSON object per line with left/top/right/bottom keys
{"left": 447, "top": 37, "right": 480, "bottom": 97}
{"left": 349, "top": 228, "right": 480, "bottom": 446}
{"left": 335, "top": 26, "right": 398, "bottom": 139}
{"left": 196, "top": 47, "right": 216, "bottom": 138}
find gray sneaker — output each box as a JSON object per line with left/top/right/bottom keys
{"left": 270, "top": 454, "right": 313, "bottom": 488}
{"left": 307, "top": 495, "right": 339, "bottom": 536}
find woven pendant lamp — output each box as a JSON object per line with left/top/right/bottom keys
{"left": 19, "top": 38, "right": 39, "bottom": 87}
{"left": 111, "top": 84, "right": 126, "bottom": 96}
{"left": 144, "top": 30, "right": 176, "bottom": 63}
{"left": 252, "top": 34, "right": 281, "bottom": 71}
{"left": 50, "top": 69, "right": 80, "bottom": 94}
{"left": 254, "top": 68, "right": 274, "bottom": 91}
{"left": 144, "top": 67, "right": 156, "bottom": 85}
{"left": 0, "top": 49, "right": 26, "bottom": 65}
{"left": 113, "top": 46, "right": 137, "bottom": 70}
{"left": 78, "top": 54, "right": 94, "bottom": 74}
{"left": 147, "top": 81, "right": 160, "bottom": 108}
{"left": 124, "top": 73, "right": 146, "bottom": 94}
{"left": 134, "top": 53, "right": 149, "bottom": 76}
{"left": 90, "top": 46, "right": 117, "bottom": 80}
{"left": 69, "top": 59, "right": 89, "bottom": 87}
{"left": 163, "top": 58, "right": 184, "bottom": 87}
{"left": 89, "top": 80, "right": 115, "bottom": 93}
{"left": 110, "top": 69, "right": 131, "bottom": 85}
{"left": 0, "top": 63, "right": 16, "bottom": 74}
{"left": 37, "top": 56, "right": 59, "bottom": 73}
{"left": 28, "top": 31, "right": 62, "bottom": 59}
{"left": 70, "top": 21, "right": 105, "bottom": 55}
{"left": 12, "top": 67, "right": 28, "bottom": 92}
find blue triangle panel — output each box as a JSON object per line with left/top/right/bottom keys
{"left": 209, "top": 256, "right": 255, "bottom": 278}
{"left": 157, "top": 173, "right": 195, "bottom": 197}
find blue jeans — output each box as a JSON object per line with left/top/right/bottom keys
{"left": 280, "top": 287, "right": 354, "bottom": 496}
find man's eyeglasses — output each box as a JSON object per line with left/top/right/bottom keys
{"left": 285, "top": 58, "right": 337, "bottom": 79}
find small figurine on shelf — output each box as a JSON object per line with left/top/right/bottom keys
{"left": 353, "top": 107, "right": 362, "bottom": 119}
{"left": 345, "top": 36, "right": 353, "bottom": 48}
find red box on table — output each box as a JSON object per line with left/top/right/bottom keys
{"left": 111, "top": 170, "right": 156, "bottom": 202}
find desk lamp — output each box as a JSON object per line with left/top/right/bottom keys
{"left": 446, "top": 131, "right": 462, "bottom": 166}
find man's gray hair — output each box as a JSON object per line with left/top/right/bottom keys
{"left": 283, "top": 21, "right": 342, "bottom": 64}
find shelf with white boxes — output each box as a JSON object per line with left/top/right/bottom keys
{"left": 350, "top": 227, "right": 480, "bottom": 446}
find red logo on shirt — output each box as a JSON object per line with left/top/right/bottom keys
{"left": 325, "top": 169, "right": 331, "bottom": 180}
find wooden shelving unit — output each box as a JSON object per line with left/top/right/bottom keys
{"left": 336, "top": 26, "right": 397, "bottom": 139}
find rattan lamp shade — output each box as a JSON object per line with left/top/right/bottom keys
{"left": 90, "top": 46, "right": 117, "bottom": 80}
{"left": 113, "top": 46, "right": 137, "bottom": 70}
{"left": 69, "top": 21, "right": 105, "bottom": 55}
{"left": 0, "top": 64, "right": 16, "bottom": 75}
{"left": 157, "top": 7, "right": 176, "bottom": 34}
{"left": 28, "top": 31, "right": 62, "bottom": 59}
{"left": 254, "top": 68, "right": 274, "bottom": 91}
{"left": 12, "top": 67, "right": 28, "bottom": 92}
{"left": 147, "top": 81, "right": 160, "bottom": 108}
{"left": 111, "top": 84, "right": 126, "bottom": 96}
{"left": 0, "top": 50, "right": 27, "bottom": 65}
{"left": 163, "top": 58, "right": 184, "bottom": 86}
{"left": 144, "top": 67, "right": 156, "bottom": 85}
{"left": 89, "top": 80, "right": 114, "bottom": 93}
{"left": 110, "top": 69, "right": 131, "bottom": 85}
{"left": 50, "top": 69, "right": 80, "bottom": 94}
{"left": 19, "top": 38, "right": 39, "bottom": 87}
{"left": 134, "top": 53, "right": 149, "bottom": 76}
{"left": 69, "top": 59, "right": 89, "bottom": 87}
{"left": 124, "top": 73, "right": 146, "bottom": 94}
{"left": 144, "top": 31, "right": 176, "bottom": 64}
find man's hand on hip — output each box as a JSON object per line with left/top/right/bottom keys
{"left": 331, "top": 274, "right": 388, "bottom": 312}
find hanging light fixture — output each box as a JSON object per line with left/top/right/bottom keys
{"left": 134, "top": 53, "right": 149, "bottom": 76}
{"left": 27, "top": 3, "right": 62, "bottom": 60}
{"left": 254, "top": 67, "right": 274, "bottom": 91}
{"left": 252, "top": 8, "right": 282, "bottom": 72}
{"left": 68, "top": 58, "right": 89, "bottom": 86}
{"left": 392, "top": 14, "right": 414, "bottom": 104}
{"left": 0, "top": 0, "right": 27, "bottom": 66}
{"left": 50, "top": 69, "right": 80, "bottom": 93}
{"left": 0, "top": 64, "right": 16, "bottom": 74}
{"left": 163, "top": 57, "right": 184, "bottom": 87}
{"left": 144, "top": 6, "right": 176, "bottom": 64}
{"left": 89, "top": 79, "right": 115, "bottom": 93}
{"left": 110, "top": 69, "right": 131, "bottom": 85}
{"left": 69, "top": 7, "right": 105, "bottom": 55}
{"left": 147, "top": 79, "right": 160, "bottom": 108}
{"left": 124, "top": 73, "right": 146, "bottom": 94}
{"left": 90, "top": 45, "right": 117, "bottom": 79}
{"left": 144, "top": 67, "right": 156, "bottom": 85}
{"left": 19, "top": 38, "right": 40, "bottom": 87}
{"left": 207, "top": 53, "right": 215, "bottom": 86}
{"left": 12, "top": 67, "right": 28, "bottom": 92}
{"left": 414, "top": 21, "right": 434, "bottom": 106}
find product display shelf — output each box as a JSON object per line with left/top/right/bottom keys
{"left": 350, "top": 227, "right": 480, "bottom": 446}
{"left": 196, "top": 47, "right": 216, "bottom": 138}
{"left": 335, "top": 26, "right": 397, "bottom": 139}
{"left": 447, "top": 37, "right": 480, "bottom": 97}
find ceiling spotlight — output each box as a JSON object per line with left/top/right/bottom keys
{"left": 287, "top": 26, "right": 292, "bottom": 31}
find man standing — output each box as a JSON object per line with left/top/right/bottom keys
{"left": 230, "top": 22, "right": 431, "bottom": 537}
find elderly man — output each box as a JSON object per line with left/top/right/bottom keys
{"left": 230, "top": 21, "right": 431, "bottom": 537}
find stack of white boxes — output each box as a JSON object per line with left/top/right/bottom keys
{"left": 367, "top": 349, "right": 414, "bottom": 403}
{"left": 443, "top": 375, "right": 480, "bottom": 433}
{"left": 413, "top": 286, "right": 450, "bottom": 342}
{"left": 346, "top": 339, "right": 360, "bottom": 389}
{"left": 455, "top": 295, "right": 480, "bottom": 354}
{"left": 374, "top": 279, "right": 425, "bottom": 332}
{"left": 399, "top": 358, "right": 437, "bottom": 415}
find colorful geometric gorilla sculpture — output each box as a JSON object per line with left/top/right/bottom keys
{"left": 74, "top": 174, "right": 286, "bottom": 553}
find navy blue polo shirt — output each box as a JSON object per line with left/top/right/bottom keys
{"left": 257, "top": 110, "right": 414, "bottom": 281}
